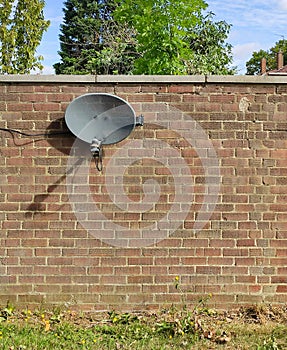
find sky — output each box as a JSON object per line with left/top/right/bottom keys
{"left": 38, "top": 0, "right": 287, "bottom": 75}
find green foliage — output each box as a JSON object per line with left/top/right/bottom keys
{"left": 257, "top": 335, "right": 280, "bottom": 350}
{"left": 56, "top": 0, "right": 234, "bottom": 75}
{"left": 246, "top": 40, "right": 287, "bottom": 75}
{"left": 0, "top": 305, "right": 287, "bottom": 349}
{"left": 108, "top": 310, "right": 139, "bottom": 325}
{"left": 187, "top": 12, "right": 235, "bottom": 75}
{"left": 114, "top": 1, "right": 234, "bottom": 75}
{"left": 114, "top": 0, "right": 205, "bottom": 74}
{"left": 0, "top": 0, "right": 50, "bottom": 74}
{"left": 54, "top": 0, "right": 137, "bottom": 74}
{"left": 246, "top": 49, "right": 271, "bottom": 75}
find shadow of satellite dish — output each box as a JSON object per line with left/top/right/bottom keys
{"left": 45, "top": 117, "right": 74, "bottom": 155}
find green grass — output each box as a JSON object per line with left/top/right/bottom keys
{"left": 0, "top": 305, "right": 286, "bottom": 349}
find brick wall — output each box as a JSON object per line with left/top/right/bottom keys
{"left": 0, "top": 75, "right": 287, "bottom": 311}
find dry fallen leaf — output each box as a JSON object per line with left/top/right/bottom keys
{"left": 203, "top": 330, "right": 215, "bottom": 340}
{"left": 44, "top": 321, "right": 50, "bottom": 332}
{"left": 215, "top": 331, "right": 231, "bottom": 344}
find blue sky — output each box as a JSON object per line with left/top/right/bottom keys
{"left": 38, "top": 0, "right": 287, "bottom": 74}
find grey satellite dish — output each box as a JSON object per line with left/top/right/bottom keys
{"left": 65, "top": 93, "right": 144, "bottom": 170}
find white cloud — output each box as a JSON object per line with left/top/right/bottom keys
{"left": 41, "top": 66, "right": 56, "bottom": 74}
{"left": 207, "top": 0, "right": 287, "bottom": 73}
{"left": 278, "top": 0, "right": 287, "bottom": 10}
{"left": 33, "top": 66, "right": 55, "bottom": 75}
{"left": 233, "top": 42, "right": 261, "bottom": 60}
{"left": 208, "top": 0, "right": 287, "bottom": 29}
{"left": 232, "top": 42, "right": 261, "bottom": 73}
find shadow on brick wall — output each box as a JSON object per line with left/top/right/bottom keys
{"left": 46, "top": 117, "right": 72, "bottom": 155}
{"left": 24, "top": 118, "right": 82, "bottom": 218}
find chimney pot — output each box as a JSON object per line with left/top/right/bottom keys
{"left": 277, "top": 50, "right": 284, "bottom": 69}
{"left": 260, "top": 57, "right": 267, "bottom": 74}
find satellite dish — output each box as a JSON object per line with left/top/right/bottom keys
{"left": 65, "top": 93, "right": 138, "bottom": 144}
{"left": 65, "top": 93, "right": 143, "bottom": 170}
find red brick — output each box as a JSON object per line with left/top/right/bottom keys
{"left": 46, "top": 276, "right": 72, "bottom": 284}
{"left": 33, "top": 102, "right": 60, "bottom": 111}
{"left": 236, "top": 239, "right": 256, "bottom": 247}
{"left": 196, "top": 266, "right": 221, "bottom": 275}
{"left": 277, "top": 285, "right": 287, "bottom": 293}
{"left": 234, "top": 257, "right": 255, "bottom": 265}
{"left": 168, "top": 84, "right": 194, "bottom": 93}
{"left": 35, "top": 248, "right": 61, "bottom": 256}
{"left": 128, "top": 257, "right": 154, "bottom": 266}
{"left": 235, "top": 276, "right": 256, "bottom": 283}
{"left": 2, "top": 79, "right": 287, "bottom": 310}
{"left": 20, "top": 93, "right": 46, "bottom": 102}
{"left": 208, "top": 257, "right": 233, "bottom": 265}
{"left": 7, "top": 102, "right": 33, "bottom": 111}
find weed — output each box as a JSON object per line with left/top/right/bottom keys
{"left": 108, "top": 310, "right": 139, "bottom": 324}
{"left": 0, "top": 304, "right": 286, "bottom": 349}
{"left": 173, "top": 276, "right": 215, "bottom": 315}
{"left": 257, "top": 335, "right": 280, "bottom": 350}
{"left": 0, "top": 302, "right": 14, "bottom": 322}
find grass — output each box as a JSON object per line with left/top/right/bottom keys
{"left": 0, "top": 303, "right": 287, "bottom": 349}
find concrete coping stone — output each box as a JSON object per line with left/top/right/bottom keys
{"left": 95, "top": 75, "right": 206, "bottom": 83}
{"left": 0, "top": 74, "right": 287, "bottom": 84}
{"left": 0, "top": 75, "right": 96, "bottom": 83}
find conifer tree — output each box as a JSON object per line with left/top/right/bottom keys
{"left": 54, "top": 0, "right": 136, "bottom": 74}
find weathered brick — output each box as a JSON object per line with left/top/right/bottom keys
{"left": 1, "top": 78, "right": 287, "bottom": 310}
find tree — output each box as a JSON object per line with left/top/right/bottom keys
{"left": 0, "top": 0, "right": 50, "bottom": 74}
{"left": 246, "top": 40, "right": 287, "bottom": 75}
{"left": 187, "top": 12, "right": 235, "bottom": 75}
{"left": 55, "top": 0, "right": 234, "bottom": 75}
{"left": 114, "top": 0, "right": 234, "bottom": 75}
{"left": 54, "top": 0, "right": 136, "bottom": 74}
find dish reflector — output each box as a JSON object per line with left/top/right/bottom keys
{"left": 65, "top": 93, "right": 136, "bottom": 144}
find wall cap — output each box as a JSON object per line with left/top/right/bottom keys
{"left": 0, "top": 74, "right": 287, "bottom": 84}
{"left": 206, "top": 75, "right": 287, "bottom": 84}
{"left": 0, "top": 75, "right": 96, "bottom": 83}
{"left": 95, "top": 75, "right": 206, "bottom": 83}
